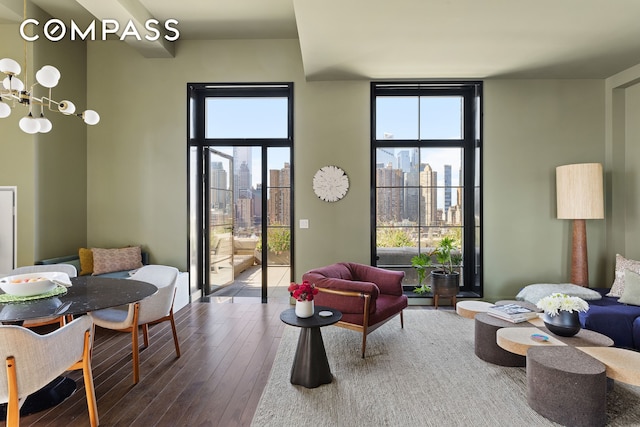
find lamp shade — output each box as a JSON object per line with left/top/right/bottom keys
{"left": 0, "top": 58, "right": 21, "bottom": 75}
{"left": 556, "top": 163, "right": 604, "bottom": 219}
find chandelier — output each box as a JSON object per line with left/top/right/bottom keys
{"left": 0, "top": 0, "right": 98, "bottom": 134}
{"left": 0, "top": 57, "right": 99, "bottom": 134}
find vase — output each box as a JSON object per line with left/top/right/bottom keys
{"left": 543, "top": 310, "right": 581, "bottom": 337}
{"left": 295, "top": 300, "right": 314, "bottom": 318}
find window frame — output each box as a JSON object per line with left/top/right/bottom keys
{"left": 370, "top": 81, "right": 482, "bottom": 296}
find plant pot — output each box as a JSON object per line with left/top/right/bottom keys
{"left": 543, "top": 311, "right": 581, "bottom": 337}
{"left": 431, "top": 271, "right": 460, "bottom": 298}
{"left": 295, "top": 300, "right": 314, "bottom": 318}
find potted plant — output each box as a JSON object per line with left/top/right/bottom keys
{"left": 412, "top": 236, "right": 462, "bottom": 297}
{"left": 536, "top": 293, "right": 589, "bottom": 337}
{"left": 411, "top": 253, "right": 432, "bottom": 295}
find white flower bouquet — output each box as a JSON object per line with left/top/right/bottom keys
{"left": 536, "top": 293, "right": 589, "bottom": 317}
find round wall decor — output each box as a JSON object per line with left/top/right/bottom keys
{"left": 312, "top": 165, "right": 349, "bottom": 202}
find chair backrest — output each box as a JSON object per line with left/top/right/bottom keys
{"left": 9, "top": 263, "right": 78, "bottom": 278}
{"left": 128, "top": 265, "right": 179, "bottom": 325}
{"left": 0, "top": 315, "right": 92, "bottom": 402}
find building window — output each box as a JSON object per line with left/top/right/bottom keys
{"left": 371, "top": 82, "right": 482, "bottom": 296}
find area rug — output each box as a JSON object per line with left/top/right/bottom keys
{"left": 251, "top": 309, "right": 640, "bottom": 426}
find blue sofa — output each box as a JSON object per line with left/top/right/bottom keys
{"left": 579, "top": 288, "right": 640, "bottom": 351}
{"left": 36, "top": 252, "right": 149, "bottom": 279}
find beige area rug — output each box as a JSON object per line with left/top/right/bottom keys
{"left": 252, "top": 309, "right": 640, "bottom": 426}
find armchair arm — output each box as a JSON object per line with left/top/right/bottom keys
{"left": 306, "top": 276, "right": 380, "bottom": 315}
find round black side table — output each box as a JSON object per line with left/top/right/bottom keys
{"left": 280, "top": 305, "right": 342, "bottom": 388}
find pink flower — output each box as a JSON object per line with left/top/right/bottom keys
{"left": 289, "top": 280, "right": 318, "bottom": 302}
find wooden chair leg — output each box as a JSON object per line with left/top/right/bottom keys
{"left": 169, "top": 311, "right": 181, "bottom": 358}
{"left": 81, "top": 331, "right": 99, "bottom": 427}
{"left": 131, "top": 303, "right": 140, "bottom": 384}
{"left": 5, "top": 357, "right": 19, "bottom": 427}
{"left": 434, "top": 294, "right": 439, "bottom": 309}
{"left": 400, "top": 310, "right": 404, "bottom": 328}
{"left": 142, "top": 324, "right": 150, "bottom": 348}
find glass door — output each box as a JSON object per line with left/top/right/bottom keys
{"left": 207, "top": 149, "right": 234, "bottom": 294}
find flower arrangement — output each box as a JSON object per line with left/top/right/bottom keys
{"left": 536, "top": 293, "right": 589, "bottom": 316}
{"left": 288, "top": 280, "right": 318, "bottom": 302}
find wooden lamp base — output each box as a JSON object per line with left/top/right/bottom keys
{"left": 571, "top": 219, "right": 589, "bottom": 287}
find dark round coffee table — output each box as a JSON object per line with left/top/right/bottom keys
{"left": 280, "top": 305, "right": 342, "bottom": 388}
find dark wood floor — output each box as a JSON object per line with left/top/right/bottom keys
{"left": 12, "top": 300, "right": 290, "bottom": 427}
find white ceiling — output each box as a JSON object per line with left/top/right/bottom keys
{"left": 2, "top": 0, "right": 640, "bottom": 80}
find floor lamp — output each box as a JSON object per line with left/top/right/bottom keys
{"left": 556, "top": 163, "right": 604, "bottom": 287}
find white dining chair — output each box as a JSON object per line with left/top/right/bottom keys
{"left": 88, "top": 265, "right": 180, "bottom": 384}
{"left": 0, "top": 315, "right": 98, "bottom": 427}
{"left": 8, "top": 264, "right": 77, "bottom": 329}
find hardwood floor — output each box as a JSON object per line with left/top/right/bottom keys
{"left": 13, "top": 300, "right": 290, "bottom": 427}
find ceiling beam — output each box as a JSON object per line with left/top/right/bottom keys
{"left": 0, "top": 0, "right": 24, "bottom": 23}
{"left": 75, "top": 0, "right": 175, "bottom": 58}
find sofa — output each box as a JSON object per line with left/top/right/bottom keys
{"left": 578, "top": 289, "right": 640, "bottom": 351}
{"left": 302, "top": 262, "right": 408, "bottom": 358}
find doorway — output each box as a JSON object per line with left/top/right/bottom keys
{"left": 188, "top": 83, "right": 294, "bottom": 303}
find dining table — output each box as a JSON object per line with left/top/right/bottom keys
{"left": 0, "top": 275, "right": 158, "bottom": 417}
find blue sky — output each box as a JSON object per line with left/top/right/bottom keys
{"left": 205, "top": 95, "right": 463, "bottom": 189}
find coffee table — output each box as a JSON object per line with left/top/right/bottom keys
{"left": 496, "top": 326, "right": 614, "bottom": 355}
{"left": 280, "top": 306, "right": 342, "bottom": 388}
{"left": 495, "top": 322, "right": 614, "bottom": 427}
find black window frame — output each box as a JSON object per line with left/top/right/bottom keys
{"left": 370, "top": 81, "right": 482, "bottom": 297}
{"left": 187, "top": 82, "right": 294, "bottom": 303}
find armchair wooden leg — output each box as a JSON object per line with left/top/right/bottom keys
{"left": 400, "top": 311, "right": 404, "bottom": 328}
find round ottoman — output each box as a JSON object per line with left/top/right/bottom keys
{"left": 456, "top": 300, "right": 493, "bottom": 319}
{"left": 527, "top": 346, "right": 607, "bottom": 427}
{"left": 474, "top": 312, "right": 528, "bottom": 367}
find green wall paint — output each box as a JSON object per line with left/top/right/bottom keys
{"left": 4, "top": 31, "right": 636, "bottom": 302}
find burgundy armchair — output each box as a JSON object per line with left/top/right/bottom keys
{"left": 302, "top": 262, "right": 408, "bottom": 358}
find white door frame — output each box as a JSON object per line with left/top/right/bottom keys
{"left": 0, "top": 186, "right": 17, "bottom": 274}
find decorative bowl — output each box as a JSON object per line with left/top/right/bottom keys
{"left": 0, "top": 272, "right": 68, "bottom": 297}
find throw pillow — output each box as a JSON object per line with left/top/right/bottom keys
{"left": 92, "top": 246, "right": 143, "bottom": 275}
{"left": 619, "top": 270, "right": 640, "bottom": 306}
{"left": 78, "top": 247, "right": 93, "bottom": 276}
{"left": 515, "top": 283, "right": 602, "bottom": 305}
{"left": 607, "top": 254, "right": 640, "bottom": 297}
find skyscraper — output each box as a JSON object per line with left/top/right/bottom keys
{"left": 444, "top": 164, "right": 452, "bottom": 214}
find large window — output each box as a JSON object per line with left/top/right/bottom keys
{"left": 371, "top": 82, "right": 482, "bottom": 296}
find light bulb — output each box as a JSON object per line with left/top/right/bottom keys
{"left": 35, "top": 65, "right": 60, "bottom": 88}
{"left": 19, "top": 113, "right": 41, "bottom": 134}
{"left": 2, "top": 76, "right": 24, "bottom": 92}
{"left": 82, "top": 110, "right": 100, "bottom": 125}
{"left": 0, "top": 58, "right": 21, "bottom": 75}
{"left": 37, "top": 114, "right": 52, "bottom": 133}
{"left": 0, "top": 102, "right": 10, "bottom": 118}
{"left": 58, "top": 100, "right": 76, "bottom": 115}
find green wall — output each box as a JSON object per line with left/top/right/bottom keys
{"left": 0, "top": 4, "right": 88, "bottom": 266}
{"left": 84, "top": 39, "right": 610, "bottom": 300}
{"left": 4, "top": 22, "right": 634, "bottom": 301}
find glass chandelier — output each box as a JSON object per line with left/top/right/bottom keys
{"left": 0, "top": 0, "right": 99, "bottom": 134}
{"left": 0, "top": 57, "right": 99, "bottom": 134}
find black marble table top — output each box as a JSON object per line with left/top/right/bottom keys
{"left": 0, "top": 276, "right": 157, "bottom": 323}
